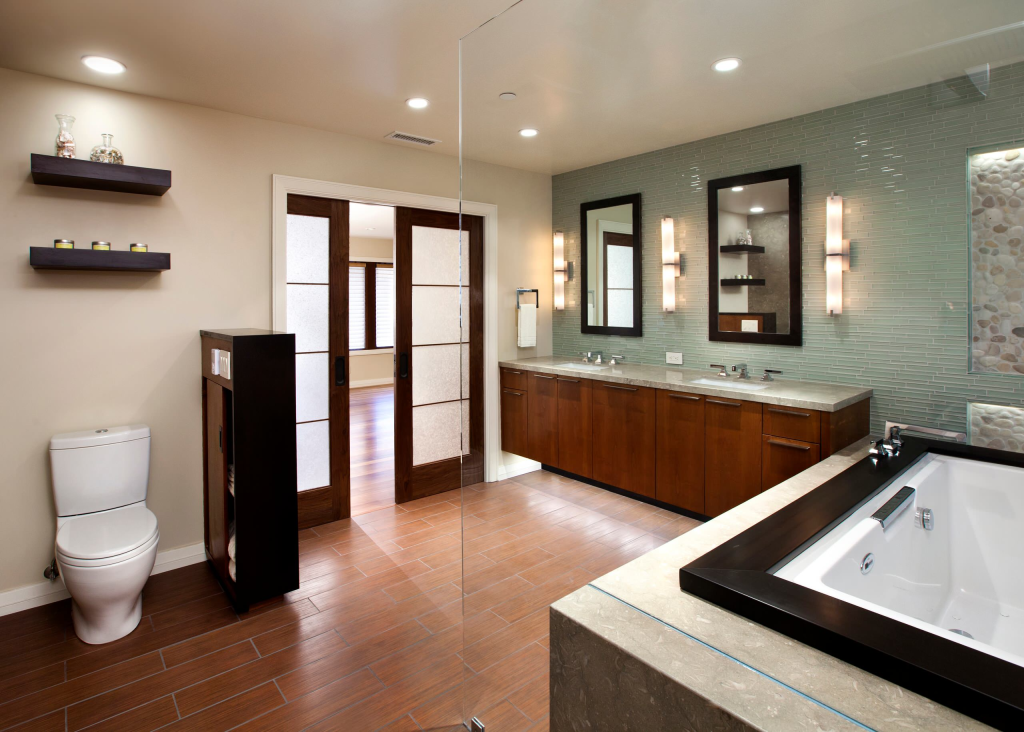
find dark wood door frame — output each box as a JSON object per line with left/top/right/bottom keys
{"left": 287, "top": 193, "right": 350, "bottom": 529}
{"left": 395, "top": 207, "right": 484, "bottom": 503}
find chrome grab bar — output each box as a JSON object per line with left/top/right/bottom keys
{"left": 871, "top": 486, "right": 915, "bottom": 530}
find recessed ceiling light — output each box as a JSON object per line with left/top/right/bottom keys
{"left": 519, "top": 128, "right": 538, "bottom": 138}
{"left": 406, "top": 97, "right": 429, "bottom": 109}
{"left": 750, "top": 206, "right": 764, "bottom": 213}
{"left": 499, "top": 92, "right": 517, "bottom": 101}
{"left": 81, "top": 56, "right": 126, "bottom": 74}
{"left": 713, "top": 57, "right": 741, "bottom": 72}
{"left": 731, "top": 186, "right": 744, "bottom": 192}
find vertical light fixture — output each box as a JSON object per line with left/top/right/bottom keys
{"left": 661, "top": 217, "right": 681, "bottom": 312}
{"left": 553, "top": 231, "right": 566, "bottom": 310}
{"left": 825, "top": 193, "right": 849, "bottom": 316}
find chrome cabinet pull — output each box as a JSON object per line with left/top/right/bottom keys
{"left": 767, "top": 407, "right": 810, "bottom": 417}
{"left": 605, "top": 384, "right": 638, "bottom": 392}
{"left": 534, "top": 374, "right": 555, "bottom": 379}
{"left": 502, "top": 389, "right": 523, "bottom": 396}
{"left": 556, "top": 377, "right": 580, "bottom": 383}
{"left": 767, "top": 439, "right": 811, "bottom": 451}
{"left": 506, "top": 370, "right": 522, "bottom": 375}
{"left": 706, "top": 398, "right": 741, "bottom": 407}
{"left": 668, "top": 393, "right": 700, "bottom": 401}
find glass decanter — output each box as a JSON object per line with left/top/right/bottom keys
{"left": 90, "top": 133, "right": 124, "bottom": 165}
{"left": 55, "top": 114, "right": 76, "bottom": 158}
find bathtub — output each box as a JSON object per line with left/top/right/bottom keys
{"left": 775, "top": 453, "right": 1024, "bottom": 668}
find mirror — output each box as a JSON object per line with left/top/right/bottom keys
{"left": 709, "top": 166, "right": 802, "bottom": 346}
{"left": 580, "top": 193, "right": 642, "bottom": 337}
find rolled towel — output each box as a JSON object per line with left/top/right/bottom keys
{"left": 228, "top": 559, "right": 236, "bottom": 582}
{"left": 228, "top": 526, "right": 236, "bottom": 560}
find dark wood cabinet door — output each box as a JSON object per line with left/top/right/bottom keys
{"left": 203, "top": 379, "right": 229, "bottom": 578}
{"left": 500, "top": 388, "right": 529, "bottom": 457}
{"left": 762, "top": 435, "right": 820, "bottom": 491}
{"left": 527, "top": 373, "right": 559, "bottom": 465}
{"left": 592, "top": 382, "right": 656, "bottom": 498}
{"left": 556, "top": 377, "right": 593, "bottom": 478}
{"left": 704, "top": 397, "right": 762, "bottom": 517}
{"left": 762, "top": 404, "right": 820, "bottom": 443}
{"left": 655, "top": 391, "right": 705, "bottom": 513}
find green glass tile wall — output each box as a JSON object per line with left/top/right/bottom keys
{"left": 552, "top": 63, "right": 1024, "bottom": 434}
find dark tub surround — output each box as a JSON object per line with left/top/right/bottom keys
{"left": 550, "top": 438, "right": 993, "bottom": 732}
{"left": 499, "top": 357, "right": 871, "bottom": 518}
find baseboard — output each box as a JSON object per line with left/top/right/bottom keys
{"left": 350, "top": 377, "right": 394, "bottom": 388}
{"left": 0, "top": 541, "right": 207, "bottom": 618}
{"left": 497, "top": 453, "right": 542, "bottom": 481}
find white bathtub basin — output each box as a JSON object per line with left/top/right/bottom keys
{"left": 776, "top": 453, "right": 1024, "bottom": 667}
{"left": 689, "top": 377, "right": 770, "bottom": 391}
{"left": 554, "top": 362, "right": 610, "bottom": 372}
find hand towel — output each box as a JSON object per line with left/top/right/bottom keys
{"left": 518, "top": 303, "right": 537, "bottom": 347}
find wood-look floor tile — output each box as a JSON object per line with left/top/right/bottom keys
{"left": 148, "top": 592, "right": 232, "bottom": 630}
{"left": 507, "top": 670, "right": 548, "bottom": 721}
{"left": 476, "top": 699, "right": 533, "bottom": 732}
{"left": 335, "top": 583, "right": 460, "bottom": 646}
{"left": 232, "top": 669, "right": 383, "bottom": 732}
{"left": 310, "top": 561, "right": 429, "bottom": 612}
{"left": 0, "top": 601, "right": 71, "bottom": 643}
{"left": 526, "top": 715, "right": 550, "bottom": 731}
{"left": 462, "top": 610, "right": 547, "bottom": 673}
{"left": 165, "top": 681, "right": 284, "bottom": 731}
{"left": 6, "top": 709, "right": 65, "bottom": 732}
{"left": 0, "top": 661, "right": 64, "bottom": 705}
{"left": 377, "top": 713, "right": 423, "bottom": 731}
{"left": 369, "top": 625, "right": 462, "bottom": 686}
{"left": 382, "top": 561, "right": 461, "bottom": 603}
{"left": 462, "top": 575, "right": 533, "bottom": 618}
{"left": 355, "top": 535, "right": 460, "bottom": 576}
{"left": 479, "top": 526, "right": 573, "bottom": 565}
{"left": 517, "top": 541, "right": 614, "bottom": 587}
{"left": 79, "top": 695, "right": 178, "bottom": 732}
{"left": 491, "top": 568, "right": 596, "bottom": 624}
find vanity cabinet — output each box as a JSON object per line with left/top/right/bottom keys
{"left": 704, "top": 397, "right": 763, "bottom": 517}
{"left": 593, "top": 382, "right": 656, "bottom": 498}
{"left": 500, "top": 386, "right": 529, "bottom": 457}
{"left": 556, "top": 376, "right": 593, "bottom": 478}
{"left": 655, "top": 391, "right": 705, "bottom": 514}
{"left": 762, "top": 435, "right": 820, "bottom": 491}
{"left": 527, "top": 372, "right": 560, "bottom": 465}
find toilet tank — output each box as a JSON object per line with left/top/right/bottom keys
{"left": 50, "top": 425, "right": 151, "bottom": 517}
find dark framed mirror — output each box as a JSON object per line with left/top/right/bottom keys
{"left": 580, "top": 193, "right": 643, "bottom": 337}
{"left": 709, "top": 165, "right": 802, "bottom": 346}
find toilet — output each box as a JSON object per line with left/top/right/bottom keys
{"left": 50, "top": 424, "right": 160, "bottom": 644}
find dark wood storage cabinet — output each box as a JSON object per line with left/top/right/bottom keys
{"left": 593, "top": 382, "right": 656, "bottom": 498}
{"left": 527, "top": 373, "right": 559, "bottom": 465}
{"left": 556, "top": 377, "right": 593, "bottom": 478}
{"left": 655, "top": 391, "right": 705, "bottom": 514}
{"left": 500, "top": 386, "right": 529, "bottom": 457}
{"left": 762, "top": 435, "right": 820, "bottom": 491}
{"left": 703, "top": 397, "right": 763, "bottom": 517}
{"left": 201, "top": 329, "right": 299, "bottom": 612}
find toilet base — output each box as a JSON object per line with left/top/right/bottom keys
{"left": 71, "top": 594, "right": 143, "bottom": 645}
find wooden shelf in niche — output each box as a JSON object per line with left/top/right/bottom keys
{"left": 29, "top": 247, "right": 170, "bottom": 272}
{"left": 720, "top": 244, "right": 765, "bottom": 254}
{"left": 31, "top": 154, "right": 171, "bottom": 196}
{"left": 720, "top": 278, "right": 766, "bottom": 287}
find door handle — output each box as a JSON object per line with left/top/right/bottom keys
{"left": 334, "top": 356, "right": 346, "bottom": 386}
{"left": 218, "top": 426, "right": 222, "bottom": 453}
{"left": 399, "top": 352, "right": 409, "bottom": 379}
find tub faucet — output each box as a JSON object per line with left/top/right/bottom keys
{"left": 870, "top": 422, "right": 968, "bottom": 457}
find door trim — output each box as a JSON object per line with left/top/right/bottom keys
{"left": 272, "top": 175, "right": 500, "bottom": 483}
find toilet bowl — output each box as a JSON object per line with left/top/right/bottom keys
{"left": 49, "top": 424, "right": 159, "bottom": 644}
{"left": 55, "top": 504, "right": 159, "bottom": 644}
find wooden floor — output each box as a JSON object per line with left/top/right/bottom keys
{"left": 0, "top": 471, "right": 700, "bottom": 731}
{"left": 350, "top": 385, "right": 395, "bottom": 517}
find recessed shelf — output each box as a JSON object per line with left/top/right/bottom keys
{"left": 720, "top": 244, "right": 765, "bottom": 254}
{"left": 720, "top": 278, "right": 766, "bottom": 287}
{"left": 30, "top": 247, "right": 170, "bottom": 272}
{"left": 31, "top": 154, "right": 171, "bottom": 196}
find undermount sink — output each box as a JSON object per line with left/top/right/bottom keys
{"left": 690, "top": 377, "right": 771, "bottom": 391}
{"left": 555, "top": 362, "right": 610, "bottom": 372}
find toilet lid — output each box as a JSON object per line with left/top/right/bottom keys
{"left": 56, "top": 504, "right": 159, "bottom": 561}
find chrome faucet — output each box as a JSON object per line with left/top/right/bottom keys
{"left": 710, "top": 364, "right": 728, "bottom": 378}
{"left": 579, "top": 351, "right": 602, "bottom": 364}
{"left": 870, "top": 421, "right": 968, "bottom": 457}
{"left": 732, "top": 363, "right": 750, "bottom": 380}
{"left": 761, "top": 368, "right": 782, "bottom": 382}
{"left": 609, "top": 354, "right": 625, "bottom": 365}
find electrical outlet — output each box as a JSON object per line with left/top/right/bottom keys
{"left": 666, "top": 352, "right": 683, "bottom": 365}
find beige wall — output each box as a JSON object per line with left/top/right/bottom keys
{"left": 0, "top": 67, "right": 551, "bottom": 596}
{"left": 350, "top": 236, "right": 392, "bottom": 261}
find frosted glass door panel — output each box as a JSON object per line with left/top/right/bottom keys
{"left": 461, "top": 287, "right": 470, "bottom": 342}
{"left": 296, "top": 420, "right": 330, "bottom": 491}
{"left": 411, "top": 287, "right": 461, "bottom": 345}
{"left": 607, "top": 289, "right": 633, "bottom": 328}
{"left": 411, "top": 227, "right": 467, "bottom": 285}
{"left": 286, "top": 215, "right": 329, "bottom": 284}
{"left": 462, "top": 399, "right": 470, "bottom": 456}
{"left": 607, "top": 245, "right": 633, "bottom": 288}
{"left": 412, "top": 344, "right": 460, "bottom": 406}
{"left": 412, "top": 401, "right": 462, "bottom": 465}
{"left": 461, "top": 344, "right": 470, "bottom": 399}
{"left": 287, "top": 284, "right": 329, "bottom": 353}
{"left": 295, "top": 353, "right": 329, "bottom": 423}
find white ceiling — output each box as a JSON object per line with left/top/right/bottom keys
{"left": 1, "top": 0, "right": 1022, "bottom": 176}
{"left": 350, "top": 203, "right": 394, "bottom": 240}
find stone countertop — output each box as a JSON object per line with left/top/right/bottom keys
{"left": 499, "top": 356, "right": 871, "bottom": 412}
{"left": 551, "top": 437, "right": 990, "bottom": 731}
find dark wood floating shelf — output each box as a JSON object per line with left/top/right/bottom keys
{"left": 720, "top": 278, "right": 766, "bottom": 286}
{"left": 720, "top": 244, "right": 765, "bottom": 254}
{"left": 30, "top": 154, "right": 171, "bottom": 196}
{"left": 29, "top": 247, "right": 170, "bottom": 272}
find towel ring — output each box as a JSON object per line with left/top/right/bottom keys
{"left": 516, "top": 288, "right": 539, "bottom": 310}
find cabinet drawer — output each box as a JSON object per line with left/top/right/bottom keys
{"left": 763, "top": 404, "right": 820, "bottom": 443}
{"left": 762, "top": 435, "right": 820, "bottom": 491}
{"left": 501, "top": 368, "right": 528, "bottom": 391}
{"left": 500, "top": 388, "right": 529, "bottom": 457}
{"left": 592, "top": 381, "right": 656, "bottom": 498}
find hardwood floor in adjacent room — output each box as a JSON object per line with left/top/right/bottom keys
{"left": 0, "top": 470, "right": 700, "bottom": 731}
{"left": 350, "top": 384, "right": 395, "bottom": 517}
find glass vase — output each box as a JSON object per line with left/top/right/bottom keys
{"left": 55, "top": 114, "right": 75, "bottom": 158}
{"left": 90, "top": 133, "right": 124, "bottom": 165}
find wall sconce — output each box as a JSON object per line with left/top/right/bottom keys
{"left": 661, "top": 217, "right": 681, "bottom": 312}
{"left": 553, "top": 231, "right": 573, "bottom": 311}
{"left": 825, "top": 194, "right": 850, "bottom": 316}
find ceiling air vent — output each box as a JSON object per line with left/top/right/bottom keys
{"left": 384, "top": 131, "right": 440, "bottom": 147}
